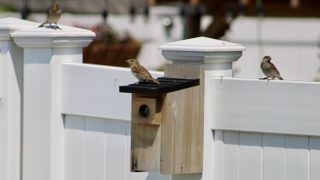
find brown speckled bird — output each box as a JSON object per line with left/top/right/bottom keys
{"left": 126, "top": 59, "right": 160, "bottom": 84}
{"left": 260, "top": 55, "right": 283, "bottom": 80}
{"left": 39, "top": 1, "right": 62, "bottom": 30}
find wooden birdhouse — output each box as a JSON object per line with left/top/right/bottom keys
{"left": 119, "top": 37, "right": 245, "bottom": 175}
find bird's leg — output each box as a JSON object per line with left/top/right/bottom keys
{"left": 259, "top": 77, "right": 269, "bottom": 80}
{"left": 48, "top": 24, "right": 61, "bottom": 30}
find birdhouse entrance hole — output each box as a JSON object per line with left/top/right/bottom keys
{"left": 139, "top": 104, "right": 150, "bottom": 118}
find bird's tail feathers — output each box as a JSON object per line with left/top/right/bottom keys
{"left": 278, "top": 76, "right": 283, "bottom": 80}
{"left": 152, "top": 78, "right": 160, "bottom": 84}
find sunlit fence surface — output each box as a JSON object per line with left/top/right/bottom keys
{"left": 0, "top": 17, "right": 320, "bottom": 180}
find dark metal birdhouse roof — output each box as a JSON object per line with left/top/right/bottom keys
{"left": 119, "top": 77, "right": 199, "bottom": 94}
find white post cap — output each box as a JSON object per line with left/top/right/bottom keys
{"left": 0, "top": 17, "right": 38, "bottom": 40}
{"left": 160, "top": 36, "right": 245, "bottom": 64}
{"left": 11, "top": 25, "right": 95, "bottom": 48}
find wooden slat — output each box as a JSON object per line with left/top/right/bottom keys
{"left": 161, "top": 64, "right": 204, "bottom": 174}
{"left": 164, "top": 64, "right": 202, "bottom": 79}
{"left": 131, "top": 94, "right": 164, "bottom": 172}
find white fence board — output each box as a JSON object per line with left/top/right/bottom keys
{"left": 65, "top": 115, "right": 85, "bottom": 180}
{"left": 262, "top": 134, "right": 285, "bottom": 180}
{"left": 0, "top": 42, "right": 22, "bottom": 180}
{"left": 61, "top": 63, "right": 163, "bottom": 121}
{"left": 65, "top": 115, "right": 171, "bottom": 180}
{"left": 0, "top": 107, "right": 5, "bottom": 179}
{"left": 285, "top": 136, "right": 309, "bottom": 180}
{"left": 210, "top": 77, "right": 320, "bottom": 136}
{"left": 239, "top": 133, "right": 262, "bottom": 180}
{"left": 105, "top": 119, "right": 127, "bottom": 180}
{"left": 310, "top": 137, "right": 320, "bottom": 180}
{"left": 85, "top": 118, "right": 106, "bottom": 180}
{"left": 212, "top": 131, "right": 224, "bottom": 180}
{"left": 212, "top": 131, "right": 320, "bottom": 180}
{"left": 223, "top": 132, "right": 239, "bottom": 180}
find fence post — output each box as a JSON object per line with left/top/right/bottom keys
{"left": 160, "top": 37, "right": 245, "bottom": 179}
{"left": 11, "top": 25, "right": 94, "bottom": 180}
{"left": 0, "top": 17, "right": 38, "bottom": 180}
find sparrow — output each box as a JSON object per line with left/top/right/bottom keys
{"left": 126, "top": 59, "right": 160, "bottom": 84}
{"left": 260, "top": 55, "right": 283, "bottom": 80}
{"left": 39, "top": 1, "right": 62, "bottom": 30}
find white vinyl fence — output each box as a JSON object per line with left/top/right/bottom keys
{"left": 0, "top": 18, "right": 39, "bottom": 180}
{"left": 0, "top": 17, "right": 169, "bottom": 180}
{"left": 207, "top": 78, "right": 320, "bottom": 180}
{"left": 1, "top": 17, "right": 320, "bottom": 180}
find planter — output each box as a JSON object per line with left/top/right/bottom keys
{"left": 83, "top": 39, "right": 141, "bottom": 67}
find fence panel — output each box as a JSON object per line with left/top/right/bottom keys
{"left": 65, "top": 115, "right": 171, "bottom": 180}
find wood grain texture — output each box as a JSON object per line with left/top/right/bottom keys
{"left": 161, "top": 64, "right": 204, "bottom": 174}
{"left": 131, "top": 94, "right": 164, "bottom": 172}
{"left": 133, "top": 97, "right": 162, "bottom": 125}
{"left": 164, "top": 63, "right": 202, "bottom": 79}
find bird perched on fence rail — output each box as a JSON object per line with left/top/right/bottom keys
{"left": 39, "top": 1, "right": 62, "bottom": 30}
{"left": 126, "top": 59, "right": 160, "bottom": 84}
{"left": 260, "top": 55, "right": 283, "bottom": 80}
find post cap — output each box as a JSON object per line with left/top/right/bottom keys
{"left": 0, "top": 17, "right": 38, "bottom": 40}
{"left": 11, "top": 24, "right": 95, "bottom": 48}
{"left": 160, "top": 36, "right": 245, "bottom": 64}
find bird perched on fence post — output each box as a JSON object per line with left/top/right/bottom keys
{"left": 260, "top": 55, "right": 283, "bottom": 80}
{"left": 39, "top": 1, "right": 62, "bottom": 30}
{"left": 126, "top": 59, "right": 160, "bottom": 84}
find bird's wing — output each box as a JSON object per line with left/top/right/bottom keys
{"left": 131, "top": 65, "right": 140, "bottom": 74}
{"left": 140, "top": 65, "right": 154, "bottom": 79}
{"left": 270, "top": 62, "right": 281, "bottom": 76}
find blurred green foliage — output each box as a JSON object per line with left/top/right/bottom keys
{"left": 0, "top": 5, "right": 17, "bottom": 12}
